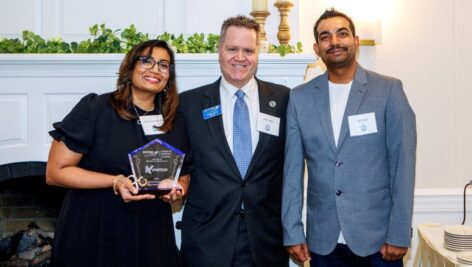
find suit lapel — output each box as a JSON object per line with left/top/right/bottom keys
{"left": 202, "top": 78, "right": 240, "bottom": 178}
{"left": 337, "top": 65, "right": 368, "bottom": 150}
{"left": 314, "top": 73, "right": 337, "bottom": 153}
{"left": 246, "top": 79, "right": 274, "bottom": 177}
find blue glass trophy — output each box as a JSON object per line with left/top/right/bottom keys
{"left": 128, "top": 138, "right": 184, "bottom": 195}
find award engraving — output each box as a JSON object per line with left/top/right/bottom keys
{"left": 128, "top": 138, "right": 185, "bottom": 195}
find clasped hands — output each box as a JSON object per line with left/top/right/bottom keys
{"left": 113, "top": 175, "right": 185, "bottom": 203}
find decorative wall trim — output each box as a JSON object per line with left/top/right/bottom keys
{"left": 0, "top": 53, "right": 315, "bottom": 78}
{"left": 414, "top": 188, "right": 468, "bottom": 213}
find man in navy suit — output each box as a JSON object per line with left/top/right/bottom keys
{"left": 282, "top": 9, "right": 416, "bottom": 267}
{"left": 178, "top": 15, "right": 289, "bottom": 267}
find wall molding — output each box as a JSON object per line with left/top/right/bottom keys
{"left": 414, "top": 188, "right": 469, "bottom": 213}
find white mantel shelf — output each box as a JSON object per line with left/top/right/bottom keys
{"left": 0, "top": 53, "right": 315, "bottom": 79}
{"left": 0, "top": 53, "right": 314, "bottom": 166}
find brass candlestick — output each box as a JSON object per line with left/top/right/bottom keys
{"left": 250, "top": 10, "right": 270, "bottom": 52}
{"left": 274, "top": 1, "right": 294, "bottom": 45}
{"left": 250, "top": 11, "right": 270, "bottom": 43}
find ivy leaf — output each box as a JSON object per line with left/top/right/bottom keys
{"left": 0, "top": 38, "right": 23, "bottom": 53}
{"left": 89, "top": 25, "right": 99, "bottom": 36}
{"left": 0, "top": 25, "right": 302, "bottom": 56}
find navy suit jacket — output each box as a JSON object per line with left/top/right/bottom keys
{"left": 179, "top": 78, "right": 290, "bottom": 267}
{"left": 282, "top": 65, "right": 417, "bottom": 256}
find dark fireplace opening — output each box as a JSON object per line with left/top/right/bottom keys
{"left": 0, "top": 175, "right": 66, "bottom": 238}
{"left": 0, "top": 175, "right": 66, "bottom": 266}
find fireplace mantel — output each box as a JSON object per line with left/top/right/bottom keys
{"left": 0, "top": 53, "right": 314, "bottom": 169}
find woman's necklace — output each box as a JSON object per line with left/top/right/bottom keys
{"left": 132, "top": 104, "right": 153, "bottom": 124}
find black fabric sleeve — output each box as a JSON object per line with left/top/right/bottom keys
{"left": 49, "top": 93, "right": 100, "bottom": 154}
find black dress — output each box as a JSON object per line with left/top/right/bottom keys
{"left": 49, "top": 93, "right": 188, "bottom": 267}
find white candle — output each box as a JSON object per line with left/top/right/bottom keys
{"left": 276, "top": 0, "right": 292, "bottom": 3}
{"left": 252, "top": 0, "right": 268, "bottom": 11}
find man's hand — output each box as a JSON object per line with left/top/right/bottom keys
{"left": 380, "top": 243, "right": 407, "bottom": 261}
{"left": 286, "top": 243, "right": 311, "bottom": 263}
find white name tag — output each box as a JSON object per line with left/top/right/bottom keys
{"left": 140, "top": 115, "right": 165, "bottom": 135}
{"left": 348, "top": 112, "right": 378, "bottom": 136}
{"left": 256, "top": 112, "right": 280, "bottom": 136}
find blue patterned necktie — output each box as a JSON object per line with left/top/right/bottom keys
{"left": 233, "top": 90, "right": 252, "bottom": 178}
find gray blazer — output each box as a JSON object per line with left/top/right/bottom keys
{"left": 179, "top": 78, "right": 290, "bottom": 267}
{"left": 282, "top": 64, "right": 416, "bottom": 257}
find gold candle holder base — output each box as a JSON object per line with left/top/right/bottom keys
{"left": 250, "top": 11, "right": 270, "bottom": 53}
{"left": 274, "top": 1, "right": 294, "bottom": 45}
{"left": 250, "top": 11, "right": 270, "bottom": 43}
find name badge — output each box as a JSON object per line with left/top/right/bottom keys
{"left": 202, "top": 105, "right": 222, "bottom": 120}
{"left": 140, "top": 115, "right": 165, "bottom": 135}
{"left": 348, "top": 112, "right": 378, "bottom": 136}
{"left": 256, "top": 113, "right": 280, "bottom": 136}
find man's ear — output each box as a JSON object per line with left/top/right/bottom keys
{"left": 313, "top": 42, "right": 320, "bottom": 56}
{"left": 354, "top": 35, "right": 360, "bottom": 49}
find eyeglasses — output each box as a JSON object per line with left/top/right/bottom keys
{"left": 137, "top": 56, "right": 172, "bottom": 74}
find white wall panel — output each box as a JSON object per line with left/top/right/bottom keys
{"left": 455, "top": 0, "right": 472, "bottom": 185}
{"left": 41, "top": 0, "right": 60, "bottom": 37}
{"left": 163, "top": 0, "right": 186, "bottom": 34}
{"left": 60, "top": 0, "right": 162, "bottom": 39}
{"left": 0, "top": 94, "right": 27, "bottom": 146}
{"left": 0, "top": 0, "right": 38, "bottom": 36}
{"left": 185, "top": 0, "right": 246, "bottom": 34}
{"left": 44, "top": 94, "right": 85, "bottom": 140}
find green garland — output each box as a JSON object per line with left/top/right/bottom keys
{"left": 0, "top": 24, "right": 303, "bottom": 56}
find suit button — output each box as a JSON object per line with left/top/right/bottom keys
{"left": 175, "top": 221, "right": 182, "bottom": 230}
{"left": 335, "top": 160, "right": 343, "bottom": 167}
{"left": 241, "top": 182, "right": 246, "bottom": 188}
{"left": 336, "top": 190, "right": 343, "bottom": 196}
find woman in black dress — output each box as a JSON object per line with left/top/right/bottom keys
{"left": 46, "top": 40, "right": 189, "bottom": 267}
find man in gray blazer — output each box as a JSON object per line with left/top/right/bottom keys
{"left": 179, "top": 16, "right": 289, "bottom": 267}
{"left": 282, "top": 9, "right": 416, "bottom": 267}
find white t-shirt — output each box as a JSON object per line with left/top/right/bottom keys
{"left": 329, "top": 80, "right": 352, "bottom": 147}
{"left": 329, "top": 80, "right": 353, "bottom": 244}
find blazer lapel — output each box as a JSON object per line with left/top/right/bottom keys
{"left": 201, "top": 78, "right": 240, "bottom": 178}
{"left": 314, "top": 73, "right": 338, "bottom": 153}
{"left": 246, "top": 79, "right": 274, "bottom": 177}
{"left": 337, "top": 65, "right": 368, "bottom": 150}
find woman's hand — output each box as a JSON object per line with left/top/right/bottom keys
{"left": 114, "top": 175, "right": 155, "bottom": 202}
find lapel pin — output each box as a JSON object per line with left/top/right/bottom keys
{"left": 269, "top": 101, "right": 276, "bottom": 107}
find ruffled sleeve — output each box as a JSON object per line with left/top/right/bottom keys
{"left": 49, "top": 93, "right": 100, "bottom": 154}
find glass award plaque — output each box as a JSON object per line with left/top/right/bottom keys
{"left": 128, "top": 138, "right": 185, "bottom": 195}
